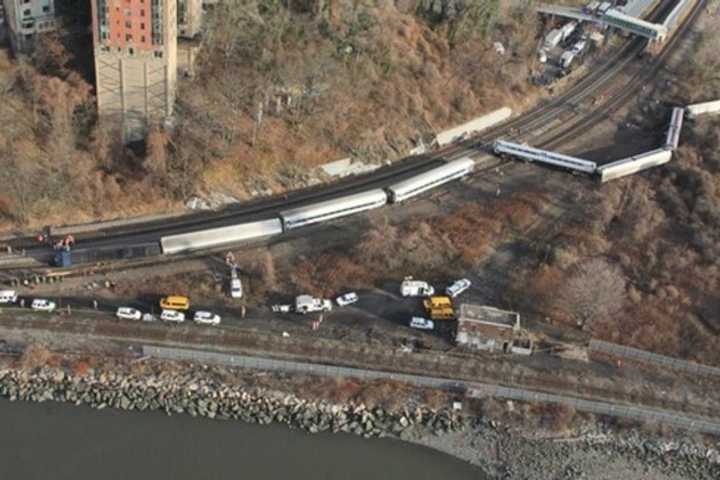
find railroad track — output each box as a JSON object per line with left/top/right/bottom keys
{"left": 0, "top": 0, "right": 700, "bottom": 275}
{"left": 2, "top": 312, "right": 720, "bottom": 427}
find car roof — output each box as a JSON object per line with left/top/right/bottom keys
{"left": 163, "top": 296, "right": 189, "bottom": 303}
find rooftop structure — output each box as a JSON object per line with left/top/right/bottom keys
{"left": 177, "top": 0, "right": 201, "bottom": 38}
{"left": 456, "top": 304, "right": 532, "bottom": 355}
{"left": 91, "top": 0, "right": 177, "bottom": 142}
{"left": 2, "top": 0, "right": 58, "bottom": 53}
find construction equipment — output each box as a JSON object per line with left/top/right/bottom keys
{"left": 423, "top": 295, "right": 455, "bottom": 320}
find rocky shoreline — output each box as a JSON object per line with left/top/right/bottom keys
{"left": 0, "top": 365, "right": 464, "bottom": 439}
{"left": 1, "top": 360, "right": 719, "bottom": 479}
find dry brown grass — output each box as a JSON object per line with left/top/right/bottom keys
{"left": 287, "top": 192, "right": 549, "bottom": 295}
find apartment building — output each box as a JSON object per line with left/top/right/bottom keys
{"left": 2, "top": 0, "right": 58, "bottom": 52}
{"left": 91, "top": 0, "right": 177, "bottom": 142}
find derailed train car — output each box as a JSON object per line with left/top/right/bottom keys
{"left": 596, "top": 148, "right": 672, "bottom": 183}
{"left": 386, "top": 157, "right": 475, "bottom": 203}
{"left": 160, "top": 219, "right": 284, "bottom": 255}
{"left": 158, "top": 158, "right": 477, "bottom": 255}
{"left": 665, "top": 107, "right": 684, "bottom": 150}
{"left": 493, "top": 140, "right": 597, "bottom": 174}
{"left": 279, "top": 189, "right": 388, "bottom": 231}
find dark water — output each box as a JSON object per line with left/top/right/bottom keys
{"left": 0, "top": 399, "right": 485, "bottom": 480}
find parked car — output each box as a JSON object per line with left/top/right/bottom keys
{"left": 193, "top": 311, "right": 221, "bottom": 325}
{"left": 160, "top": 309, "right": 185, "bottom": 323}
{"left": 445, "top": 279, "right": 472, "bottom": 298}
{"left": 409, "top": 317, "right": 434, "bottom": 331}
{"left": 31, "top": 299, "right": 56, "bottom": 312}
{"left": 0, "top": 290, "right": 18, "bottom": 304}
{"left": 142, "top": 313, "right": 157, "bottom": 322}
{"left": 335, "top": 292, "right": 359, "bottom": 307}
{"left": 271, "top": 304, "right": 292, "bottom": 313}
{"left": 116, "top": 307, "right": 142, "bottom": 321}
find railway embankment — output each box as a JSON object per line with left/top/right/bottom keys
{"left": 0, "top": 350, "right": 718, "bottom": 479}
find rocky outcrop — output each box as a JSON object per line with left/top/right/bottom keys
{"left": 0, "top": 366, "right": 465, "bottom": 439}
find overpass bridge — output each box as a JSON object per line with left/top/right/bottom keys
{"left": 536, "top": 3, "right": 668, "bottom": 41}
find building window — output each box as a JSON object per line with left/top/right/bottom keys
{"left": 154, "top": 51, "right": 162, "bottom": 58}
{"left": 125, "top": 33, "right": 132, "bottom": 41}
{"left": 42, "top": 6, "right": 49, "bottom": 12}
{"left": 140, "top": 9, "right": 145, "bottom": 15}
{"left": 128, "top": 47, "right": 134, "bottom": 55}
{"left": 141, "top": 35, "right": 145, "bottom": 42}
{"left": 125, "top": 20, "right": 131, "bottom": 28}
{"left": 140, "top": 23, "right": 145, "bottom": 30}
{"left": 23, "top": 9, "right": 31, "bottom": 16}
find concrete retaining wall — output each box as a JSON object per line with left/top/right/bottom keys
{"left": 435, "top": 108, "right": 512, "bottom": 147}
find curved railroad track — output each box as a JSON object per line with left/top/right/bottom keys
{"left": 0, "top": 0, "right": 701, "bottom": 273}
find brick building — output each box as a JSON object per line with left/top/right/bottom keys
{"left": 2, "top": 0, "right": 58, "bottom": 53}
{"left": 91, "top": 0, "right": 177, "bottom": 142}
{"left": 456, "top": 304, "right": 533, "bottom": 355}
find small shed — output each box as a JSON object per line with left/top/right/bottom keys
{"left": 456, "top": 304, "right": 532, "bottom": 354}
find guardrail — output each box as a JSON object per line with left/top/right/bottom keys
{"left": 589, "top": 339, "right": 720, "bottom": 378}
{"left": 142, "top": 345, "right": 720, "bottom": 435}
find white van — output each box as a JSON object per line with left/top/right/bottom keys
{"left": 0, "top": 290, "right": 18, "bottom": 304}
{"left": 400, "top": 277, "right": 435, "bottom": 297}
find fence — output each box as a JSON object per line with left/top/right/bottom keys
{"left": 142, "top": 345, "right": 720, "bottom": 436}
{"left": 589, "top": 340, "right": 720, "bottom": 378}
{"left": 141, "top": 345, "right": 468, "bottom": 391}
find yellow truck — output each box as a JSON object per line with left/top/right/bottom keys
{"left": 423, "top": 296, "right": 455, "bottom": 321}
{"left": 160, "top": 295, "right": 190, "bottom": 311}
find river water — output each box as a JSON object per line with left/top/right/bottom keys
{"left": 0, "top": 399, "right": 485, "bottom": 479}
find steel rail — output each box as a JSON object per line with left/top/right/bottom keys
{"left": 0, "top": 0, "right": 696, "bottom": 272}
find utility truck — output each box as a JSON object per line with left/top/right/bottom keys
{"left": 295, "top": 295, "right": 332, "bottom": 314}
{"left": 400, "top": 277, "right": 435, "bottom": 297}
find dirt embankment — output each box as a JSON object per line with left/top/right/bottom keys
{"left": 0, "top": 0, "right": 543, "bottom": 229}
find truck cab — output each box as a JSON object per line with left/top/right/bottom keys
{"left": 423, "top": 296, "right": 455, "bottom": 320}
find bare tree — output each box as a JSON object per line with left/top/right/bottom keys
{"left": 555, "top": 258, "right": 627, "bottom": 330}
